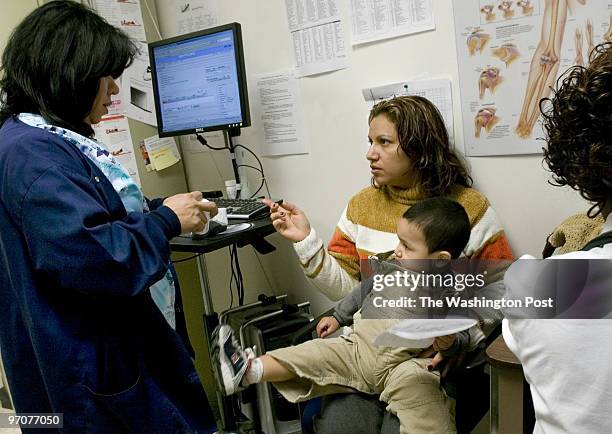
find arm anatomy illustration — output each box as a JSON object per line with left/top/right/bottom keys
{"left": 586, "top": 19, "right": 595, "bottom": 60}
{"left": 605, "top": 13, "right": 612, "bottom": 42}
{"left": 515, "top": 0, "right": 587, "bottom": 139}
{"left": 575, "top": 26, "right": 584, "bottom": 66}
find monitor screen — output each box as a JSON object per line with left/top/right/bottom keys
{"left": 148, "top": 23, "right": 250, "bottom": 137}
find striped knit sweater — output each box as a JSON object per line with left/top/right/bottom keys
{"left": 293, "top": 184, "right": 514, "bottom": 301}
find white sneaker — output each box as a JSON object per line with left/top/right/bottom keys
{"left": 211, "top": 324, "right": 253, "bottom": 395}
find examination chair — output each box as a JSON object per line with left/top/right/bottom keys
{"left": 290, "top": 310, "right": 502, "bottom": 434}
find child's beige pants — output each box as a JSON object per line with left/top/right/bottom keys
{"left": 267, "top": 317, "right": 456, "bottom": 434}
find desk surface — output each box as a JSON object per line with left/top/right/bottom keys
{"left": 487, "top": 335, "right": 522, "bottom": 369}
{"left": 170, "top": 217, "right": 276, "bottom": 254}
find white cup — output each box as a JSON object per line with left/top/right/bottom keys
{"left": 225, "top": 180, "right": 237, "bottom": 199}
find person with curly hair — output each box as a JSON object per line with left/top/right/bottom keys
{"left": 503, "top": 43, "right": 612, "bottom": 433}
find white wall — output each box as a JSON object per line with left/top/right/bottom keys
{"left": 0, "top": 1, "right": 38, "bottom": 53}
{"left": 154, "top": 0, "right": 589, "bottom": 314}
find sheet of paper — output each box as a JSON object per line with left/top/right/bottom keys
{"left": 93, "top": 0, "right": 147, "bottom": 41}
{"left": 174, "top": 0, "right": 219, "bottom": 35}
{"left": 254, "top": 72, "right": 308, "bottom": 157}
{"left": 285, "top": 0, "right": 349, "bottom": 77}
{"left": 373, "top": 318, "right": 477, "bottom": 348}
{"left": 285, "top": 0, "right": 340, "bottom": 30}
{"left": 92, "top": 115, "right": 142, "bottom": 187}
{"left": 453, "top": 0, "right": 612, "bottom": 156}
{"left": 362, "top": 78, "right": 454, "bottom": 144}
{"left": 143, "top": 135, "right": 181, "bottom": 171}
{"left": 350, "top": 0, "right": 435, "bottom": 45}
{"left": 121, "top": 41, "right": 157, "bottom": 126}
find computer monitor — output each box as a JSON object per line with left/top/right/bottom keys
{"left": 148, "top": 23, "right": 250, "bottom": 137}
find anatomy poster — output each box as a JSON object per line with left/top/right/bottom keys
{"left": 454, "top": 0, "right": 612, "bottom": 156}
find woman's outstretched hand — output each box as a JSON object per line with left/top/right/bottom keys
{"left": 261, "top": 198, "right": 311, "bottom": 242}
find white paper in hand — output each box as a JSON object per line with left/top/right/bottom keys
{"left": 373, "top": 318, "right": 477, "bottom": 348}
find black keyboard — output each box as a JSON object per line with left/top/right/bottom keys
{"left": 213, "top": 198, "right": 271, "bottom": 220}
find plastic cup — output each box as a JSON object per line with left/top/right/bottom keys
{"left": 225, "top": 180, "right": 237, "bottom": 199}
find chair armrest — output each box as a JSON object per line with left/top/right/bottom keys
{"left": 290, "top": 307, "right": 336, "bottom": 345}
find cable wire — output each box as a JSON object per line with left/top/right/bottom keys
{"left": 234, "top": 244, "right": 245, "bottom": 305}
{"left": 228, "top": 247, "right": 236, "bottom": 308}
{"left": 237, "top": 164, "right": 263, "bottom": 174}
{"left": 171, "top": 253, "right": 203, "bottom": 263}
{"left": 237, "top": 164, "right": 269, "bottom": 197}
{"left": 235, "top": 144, "right": 272, "bottom": 198}
{"left": 196, "top": 134, "right": 227, "bottom": 151}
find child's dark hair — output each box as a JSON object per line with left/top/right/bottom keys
{"left": 402, "top": 197, "right": 470, "bottom": 258}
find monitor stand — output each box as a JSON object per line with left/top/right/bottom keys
{"left": 226, "top": 127, "right": 242, "bottom": 187}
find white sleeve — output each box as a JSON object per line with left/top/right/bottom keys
{"left": 292, "top": 227, "right": 360, "bottom": 301}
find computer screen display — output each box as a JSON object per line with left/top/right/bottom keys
{"left": 148, "top": 23, "right": 250, "bottom": 137}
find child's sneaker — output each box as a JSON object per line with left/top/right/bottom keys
{"left": 211, "top": 324, "right": 253, "bottom": 395}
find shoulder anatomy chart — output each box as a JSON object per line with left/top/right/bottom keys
{"left": 454, "top": 1, "right": 612, "bottom": 156}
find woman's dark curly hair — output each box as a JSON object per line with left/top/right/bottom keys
{"left": 541, "top": 43, "right": 612, "bottom": 217}
{"left": 369, "top": 96, "right": 472, "bottom": 197}
{"left": 0, "top": 1, "right": 138, "bottom": 137}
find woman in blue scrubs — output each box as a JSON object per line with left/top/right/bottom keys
{"left": 0, "top": 2, "right": 217, "bottom": 432}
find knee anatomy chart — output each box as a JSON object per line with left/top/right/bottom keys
{"left": 455, "top": 0, "right": 612, "bottom": 156}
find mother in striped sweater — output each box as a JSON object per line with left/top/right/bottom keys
{"left": 265, "top": 95, "right": 513, "bottom": 300}
{"left": 263, "top": 95, "right": 513, "bottom": 433}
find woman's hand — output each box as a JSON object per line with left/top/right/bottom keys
{"left": 163, "top": 191, "right": 218, "bottom": 233}
{"left": 426, "top": 351, "right": 466, "bottom": 378}
{"left": 261, "top": 199, "right": 311, "bottom": 242}
{"left": 316, "top": 316, "right": 340, "bottom": 338}
{"left": 422, "top": 334, "right": 465, "bottom": 378}
{"left": 428, "top": 334, "right": 457, "bottom": 374}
